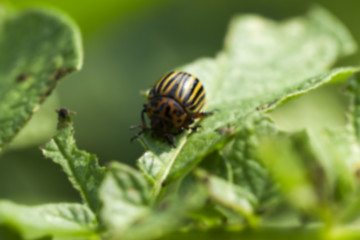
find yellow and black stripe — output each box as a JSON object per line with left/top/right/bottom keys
{"left": 149, "top": 71, "right": 206, "bottom": 114}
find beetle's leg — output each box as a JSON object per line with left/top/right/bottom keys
{"left": 141, "top": 105, "right": 148, "bottom": 129}
{"left": 186, "top": 124, "right": 202, "bottom": 135}
{"left": 192, "top": 111, "right": 214, "bottom": 119}
{"left": 186, "top": 110, "right": 216, "bottom": 134}
{"left": 130, "top": 130, "right": 145, "bottom": 142}
{"left": 164, "top": 134, "right": 176, "bottom": 148}
{"left": 130, "top": 107, "right": 149, "bottom": 130}
{"left": 130, "top": 107, "right": 150, "bottom": 142}
{"left": 189, "top": 125, "right": 202, "bottom": 132}
{"left": 174, "top": 126, "right": 184, "bottom": 135}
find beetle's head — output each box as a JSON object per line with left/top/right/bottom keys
{"left": 150, "top": 117, "right": 174, "bottom": 136}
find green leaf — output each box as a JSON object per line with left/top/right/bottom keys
{"left": 99, "top": 162, "right": 151, "bottom": 238}
{"left": 191, "top": 115, "right": 279, "bottom": 225}
{"left": 120, "top": 200, "right": 200, "bottom": 240}
{"left": 308, "top": 130, "right": 358, "bottom": 202}
{"left": 100, "top": 162, "right": 207, "bottom": 240}
{"left": 0, "top": 201, "right": 97, "bottom": 239}
{"left": 257, "top": 129, "right": 358, "bottom": 218}
{"left": 225, "top": 114, "right": 278, "bottom": 206}
{"left": 0, "top": 6, "right": 83, "bottom": 152}
{"left": 137, "top": 6, "right": 359, "bottom": 201}
{"left": 8, "top": 92, "right": 59, "bottom": 150}
{"left": 41, "top": 110, "right": 105, "bottom": 213}
{"left": 194, "top": 169, "right": 258, "bottom": 226}
{"left": 347, "top": 73, "right": 360, "bottom": 141}
{"left": 257, "top": 131, "right": 320, "bottom": 212}
{"left": 339, "top": 188, "right": 360, "bottom": 224}
{"left": 199, "top": 150, "right": 233, "bottom": 182}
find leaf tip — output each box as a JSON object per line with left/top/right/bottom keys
{"left": 308, "top": 4, "right": 358, "bottom": 57}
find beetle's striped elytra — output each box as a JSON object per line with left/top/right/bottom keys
{"left": 131, "top": 71, "right": 213, "bottom": 146}
{"left": 149, "top": 71, "right": 206, "bottom": 114}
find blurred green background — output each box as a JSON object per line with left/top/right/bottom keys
{"left": 0, "top": 0, "right": 359, "bottom": 204}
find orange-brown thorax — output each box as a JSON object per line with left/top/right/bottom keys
{"left": 146, "top": 96, "right": 191, "bottom": 134}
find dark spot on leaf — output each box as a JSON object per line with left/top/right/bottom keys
{"left": 43, "top": 87, "right": 53, "bottom": 98}
{"left": 127, "top": 188, "right": 137, "bottom": 197}
{"left": 255, "top": 208, "right": 268, "bottom": 215}
{"left": 201, "top": 176, "right": 209, "bottom": 184}
{"left": 159, "top": 202, "right": 168, "bottom": 210}
{"left": 216, "top": 124, "right": 234, "bottom": 135}
{"left": 133, "top": 218, "right": 145, "bottom": 225}
{"left": 356, "top": 168, "right": 360, "bottom": 179}
{"left": 161, "top": 181, "right": 166, "bottom": 187}
{"left": 15, "top": 73, "right": 31, "bottom": 83}
{"left": 340, "top": 87, "right": 347, "bottom": 94}
{"left": 256, "top": 100, "right": 277, "bottom": 111}
{"left": 51, "top": 67, "right": 74, "bottom": 81}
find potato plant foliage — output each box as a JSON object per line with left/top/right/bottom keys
{"left": 1, "top": 5, "right": 360, "bottom": 240}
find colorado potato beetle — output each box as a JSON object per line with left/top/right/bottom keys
{"left": 131, "top": 71, "right": 213, "bottom": 146}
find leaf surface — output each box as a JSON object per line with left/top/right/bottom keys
{"left": 194, "top": 169, "right": 258, "bottom": 225}
{"left": 258, "top": 129, "right": 359, "bottom": 217}
{"left": 225, "top": 114, "right": 279, "bottom": 206}
{"left": 41, "top": 111, "right": 105, "bottom": 213}
{"left": 99, "top": 162, "right": 151, "bottom": 237}
{"left": 100, "top": 162, "right": 207, "bottom": 240}
{"left": 0, "top": 201, "right": 96, "bottom": 239}
{"left": 0, "top": 6, "right": 82, "bottom": 152}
